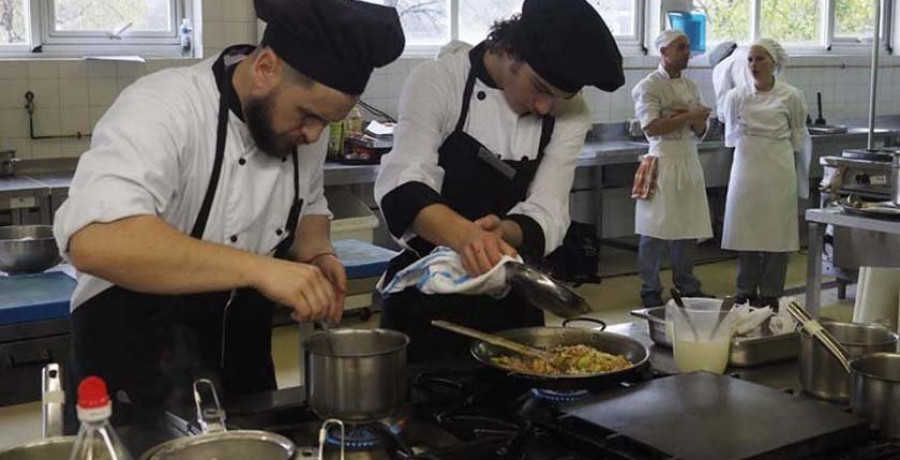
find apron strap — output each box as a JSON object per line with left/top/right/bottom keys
{"left": 453, "top": 70, "right": 479, "bottom": 134}
{"left": 536, "top": 115, "right": 555, "bottom": 163}
{"left": 191, "top": 55, "right": 237, "bottom": 240}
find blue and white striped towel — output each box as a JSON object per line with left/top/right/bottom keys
{"left": 377, "top": 246, "right": 521, "bottom": 298}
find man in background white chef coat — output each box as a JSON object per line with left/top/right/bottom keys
{"left": 631, "top": 29, "right": 714, "bottom": 307}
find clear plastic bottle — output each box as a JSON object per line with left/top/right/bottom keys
{"left": 345, "top": 106, "right": 363, "bottom": 136}
{"left": 179, "top": 18, "right": 193, "bottom": 57}
{"left": 69, "top": 376, "right": 133, "bottom": 460}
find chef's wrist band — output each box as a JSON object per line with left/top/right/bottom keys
{"left": 303, "top": 252, "right": 337, "bottom": 264}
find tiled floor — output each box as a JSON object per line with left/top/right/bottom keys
{"left": 0, "top": 252, "right": 857, "bottom": 450}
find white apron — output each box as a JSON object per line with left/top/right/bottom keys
{"left": 635, "top": 139, "right": 713, "bottom": 240}
{"left": 722, "top": 135, "right": 799, "bottom": 252}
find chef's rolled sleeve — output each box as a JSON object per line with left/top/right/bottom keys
{"left": 631, "top": 80, "right": 662, "bottom": 130}
{"left": 507, "top": 96, "right": 590, "bottom": 256}
{"left": 374, "top": 61, "right": 453, "bottom": 237}
{"left": 54, "top": 88, "right": 187, "bottom": 257}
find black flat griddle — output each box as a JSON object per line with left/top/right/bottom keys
{"left": 561, "top": 372, "right": 870, "bottom": 460}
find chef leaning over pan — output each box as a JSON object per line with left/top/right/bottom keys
{"left": 721, "top": 38, "right": 811, "bottom": 309}
{"left": 374, "top": 0, "right": 625, "bottom": 364}
{"left": 53, "top": 0, "right": 404, "bottom": 425}
{"left": 631, "top": 29, "right": 714, "bottom": 309}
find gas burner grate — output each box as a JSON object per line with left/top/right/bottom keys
{"left": 530, "top": 388, "right": 590, "bottom": 403}
{"left": 325, "top": 426, "right": 380, "bottom": 450}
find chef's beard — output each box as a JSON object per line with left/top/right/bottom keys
{"left": 245, "top": 93, "right": 294, "bottom": 160}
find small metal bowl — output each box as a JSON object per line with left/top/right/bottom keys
{"left": 0, "top": 225, "right": 61, "bottom": 275}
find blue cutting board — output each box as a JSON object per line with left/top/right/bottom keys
{"left": 0, "top": 272, "right": 75, "bottom": 325}
{"left": 333, "top": 239, "right": 397, "bottom": 279}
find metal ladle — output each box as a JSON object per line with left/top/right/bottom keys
{"left": 506, "top": 262, "right": 590, "bottom": 319}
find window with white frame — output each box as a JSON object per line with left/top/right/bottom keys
{"left": 363, "top": 0, "right": 642, "bottom": 52}
{"left": 0, "top": 0, "right": 189, "bottom": 55}
{"left": 697, "top": 0, "right": 882, "bottom": 48}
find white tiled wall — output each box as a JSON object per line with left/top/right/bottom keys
{"left": 1, "top": 0, "right": 899, "bottom": 161}
{"left": 0, "top": 3, "right": 258, "bottom": 160}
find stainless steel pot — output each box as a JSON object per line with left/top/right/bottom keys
{"left": 800, "top": 321, "right": 898, "bottom": 402}
{"left": 851, "top": 353, "right": 900, "bottom": 439}
{"left": 141, "top": 379, "right": 295, "bottom": 460}
{"left": 0, "top": 225, "right": 62, "bottom": 274}
{"left": 304, "top": 328, "right": 408, "bottom": 422}
{"left": 788, "top": 303, "right": 900, "bottom": 439}
{"left": 0, "top": 150, "right": 16, "bottom": 177}
{"left": 0, "top": 364, "right": 89, "bottom": 460}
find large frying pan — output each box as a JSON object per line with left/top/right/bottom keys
{"left": 468, "top": 319, "right": 651, "bottom": 391}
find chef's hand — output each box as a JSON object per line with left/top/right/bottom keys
{"left": 457, "top": 224, "right": 517, "bottom": 277}
{"left": 686, "top": 104, "right": 712, "bottom": 124}
{"left": 309, "top": 254, "right": 346, "bottom": 324}
{"left": 474, "top": 214, "right": 504, "bottom": 238}
{"left": 254, "top": 259, "right": 336, "bottom": 322}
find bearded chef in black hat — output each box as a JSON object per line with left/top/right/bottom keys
{"left": 54, "top": 0, "right": 404, "bottom": 424}
{"left": 374, "top": 0, "right": 624, "bottom": 363}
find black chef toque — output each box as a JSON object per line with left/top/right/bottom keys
{"left": 520, "top": 0, "right": 625, "bottom": 93}
{"left": 255, "top": 0, "right": 405, "bottom": 96}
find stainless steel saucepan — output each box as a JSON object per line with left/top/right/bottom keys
{"left": 140, "top": 379, "right": 295, "bottom": 460}
{"left": 0, "top": 364, "right": 104, "bottom": 460}
{"left": 800, "top": 320, "right": 898, "bottom": 402}
{"left": 788, "top": 302, "right": 900, "bottom": 439}
{"left": 303, "top": 328, "right": 409, "bottom": 422}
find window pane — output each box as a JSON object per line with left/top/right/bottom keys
{"left": 760, "top": 0, "right": 821, "bottom": 44}
{"left": 696, "top": 0, "right": 752, "bottom": 44}
{"left": 0, "top": 0, "right": 27, "bottom": 45}
{"left": 53, "top": 0, "right": 173, "bottom": 33}
{"left": 835, "top": 0, "right": 875, "bottom": 39}
{"left": 459, "top": 0, "right": 521, "bottom": 45}
{"left": 391, "top": 0, "right": 450, "bottom": 46}
{"left": 589, "top": 0, "right": 635, "bottom": 37}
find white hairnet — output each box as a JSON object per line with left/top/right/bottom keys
{"left": 655, "top": 29, "right": 687, "bottom": 52}
{"left": 751, "top": 38, "right": 788, "bottom": 74}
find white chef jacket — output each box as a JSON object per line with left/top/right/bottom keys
{"left": 54, "top": 55, "right": 332, "bottom": 310}
{"left": 373, "top": 44, "right": 591, "bottom": 255}
{"left": 721, "top": 79, "right": 808, "bottom": 252}
{"left": 713, "top": 49, "right": 751, "bottom": 121}
{"left": 632, "top": 65, "right": 712, "bottom": 240}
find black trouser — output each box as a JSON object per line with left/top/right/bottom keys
{"left": 380, "top": 288, "right": 545, "bottom": 364}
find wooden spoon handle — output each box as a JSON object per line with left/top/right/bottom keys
{"left": 431, "top": 320, "right": 554, "bottom": 361}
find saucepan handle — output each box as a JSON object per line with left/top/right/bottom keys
{"left": 193, "top": 378, "right": 227, "bottom": 434}
{"left": 41, "top": 363, "right": 64, "bottom": 439}
{"left": 562, "top": 317, "right": 607, "bottom": 331}
{"left": 786, "top": 302, "right": 853, "bottom": 374}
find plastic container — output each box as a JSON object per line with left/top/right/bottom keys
{"left": 179, "top": 18, "right": 193, "bottom": 57}
{"left": 668, "top": 11, "right": 706, "bottom": 54}
{"left": 670, "top": 303, "right": 737, "bottom": 374}
{"left": 69, "top": 376, "right": 132, "bottom": 460}
{"left": 326, "top": 188, "right": 379, "bottom": 243}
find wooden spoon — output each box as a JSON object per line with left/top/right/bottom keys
{"left": 431, "top": 320, "right": 555, "bottom": 362}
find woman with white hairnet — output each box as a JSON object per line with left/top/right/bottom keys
{"left": 721, "top": 38, "right": 810, "bottom": 309}
{"left": 630, "top": 29, "right": 713, "bottom": 307}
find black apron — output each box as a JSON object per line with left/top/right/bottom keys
{"left": 67, "top": 47, "right": 303, "bottom": 426}
{"left": 380, "top": 52, "right": 556, "bottom": 364}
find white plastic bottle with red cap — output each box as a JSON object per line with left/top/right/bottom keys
{"left": 69, "top": 375, "right": 133, "bottom": 460}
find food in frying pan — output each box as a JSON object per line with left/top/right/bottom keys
{"left": 491, "top": 344, "right": 632, "bottom": 375}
